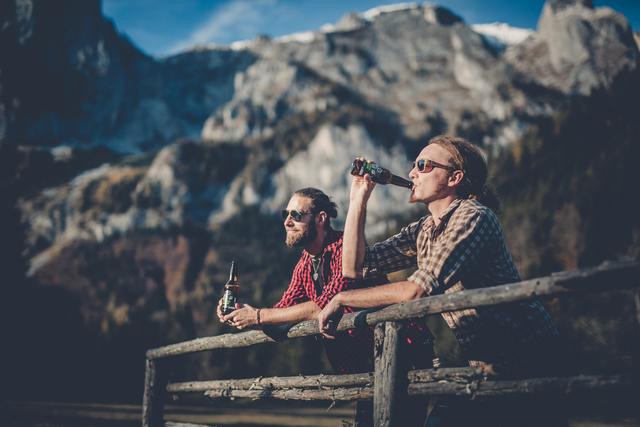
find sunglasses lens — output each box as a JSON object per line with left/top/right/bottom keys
{"left": 418, "top": 159, "right": 433, "bottom": 173}
{"left": 282, "top": 210, "right": 304, "bottom": 221}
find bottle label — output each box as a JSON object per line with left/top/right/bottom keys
{"left": 222, "top": 289, "right": 237, "bottom": 313}
{"left": 365, "top": 162, "right": 383, "bottom": 177}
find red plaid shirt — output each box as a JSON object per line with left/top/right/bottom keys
{"left": 275, "top": 230, "right": 433, "bottom": 373}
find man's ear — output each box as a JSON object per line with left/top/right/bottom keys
{"left": 448, "top": 170, "right": 464, "bottom": 187}
{"left": 316, "top": 211, "right": 327, "bottom": 226}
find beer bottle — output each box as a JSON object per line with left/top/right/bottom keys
{"left": 221, "top": 260, "right": 240, "bottom": 315}
{"left": 350, "top": 158, "right": 413, "bottom": 189}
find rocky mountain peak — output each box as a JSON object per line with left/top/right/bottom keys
{"left": 422, "top": 4, "right": 464, "bottom": 26}
{"left": 334, "top": 12, "right": 368, "bottom": 32}
{"left": 503, "top": 0, "right": 639, "bottom": 96}
{"left": 545, "top": 0, "right": 593, "bottom": 14}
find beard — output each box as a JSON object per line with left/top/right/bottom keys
{"left": 285, "top": 223, "right": 318, "bottom": 248}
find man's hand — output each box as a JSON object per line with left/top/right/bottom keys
{"left": 350, "top": 157, "right": 377, "bottom": 203}
{"left": 216, "top": 298, "right": 232, "bottom": 324}
{"left": 318, "top": 295, "right": 343, "bottom": 339}
{"left": 222, "top": 303, "right": 259, "bottom": 330}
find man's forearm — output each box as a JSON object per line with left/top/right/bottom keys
{"left": 260, "top": 301, "right": 320, "bottom": 325}
{"left": 343, "top": 199, "right": 368, "bottom": 278}
{"left": 336, "top": 281, "right": 426, "bottom": 308}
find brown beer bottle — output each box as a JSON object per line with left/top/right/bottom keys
{"left": 350, "top": 158, "right": 413, "bottom": 189}
{"left": 221, "top": 260, "right": 240, "bottom": 315}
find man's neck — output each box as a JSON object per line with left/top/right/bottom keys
{"left": 428, "top": 195, "right": 457, "bottom": 227}
{"left": 305, "top": 228, "right": 329, "bottom": 256}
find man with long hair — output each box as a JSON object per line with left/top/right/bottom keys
{"left": 318, "top": 136, "right": 562, "bottom": 426}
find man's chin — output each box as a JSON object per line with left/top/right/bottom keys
{"left": 285, "top": 238, "right": 299, "bottom": 248}
{"left": 286, "top": 234, "right": 305, "bottom": 248}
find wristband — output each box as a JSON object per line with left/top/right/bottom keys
{"left": 256, "top": 308, "right": 262, "bottom": 325}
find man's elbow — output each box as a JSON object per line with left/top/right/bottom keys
{"left": 405, "top": 281, "right": 427, "bottom": 301}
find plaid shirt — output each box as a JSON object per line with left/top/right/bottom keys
{"left": 364, "top": 199, "right": 558, "bottom": 372}
{"left": 276, "top": 230, "right": 434, "bottom": 373}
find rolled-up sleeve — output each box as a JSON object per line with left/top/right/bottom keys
{"left": 363, "top": 217, "right": 426, "bottom": 277}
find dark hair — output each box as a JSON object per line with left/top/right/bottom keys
{"left": 294, "top": 187, "right": 338, "bottom": 228}
{"left": 428, "top": 135, "right": 500, "bottom": 212}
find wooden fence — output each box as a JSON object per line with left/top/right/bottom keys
{"left": 143, "top": 260, "right": 640, "bottom": 426}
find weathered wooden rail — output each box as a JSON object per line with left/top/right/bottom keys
{"left": 143, "top": 260, "right": 640, "bottom": 426}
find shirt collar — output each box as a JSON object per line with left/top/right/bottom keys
{"left": 439, "top": 198, "right": 463, "bottom": 223}
{"left": 425, "top": 198, "right": 464, "bottom": 235}
{"left": 303, "top": 228, "right": 341, "bottom": 259}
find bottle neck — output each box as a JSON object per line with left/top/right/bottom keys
{"left": 388, "top": 174, "right": 413, "bottom": 189}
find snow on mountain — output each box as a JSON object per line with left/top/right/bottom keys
{"left": 362, "top": 2, "right": 421, "bottom": 20}
{"left": 472, "top": 22, "right": 534, "bottom": 48}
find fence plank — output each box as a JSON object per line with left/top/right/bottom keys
{"left": 204, "top": 387, "right": 371, "bottom": 401}
{"left": 166, "top": 367, "right": 491, "bottom": 394}
{"left": 374, "top": 322, "right": 402, "bottom": 427}
{"left": 359, "top": 260, "right": 640, "bottom": 327}
{"left": 169, "top": 373, "right": 631, "bottom": 401}
{"left": 168, "top": 372, "right": 374, "bottom": 393}
{"left": 407, "top": 374, "right": 632, "bottom": 397}
{"left": 147, "top": 261, "right": 640, "bottom": 360}
{"left": 168, "top": 367, "right": 490, "bottom": 394}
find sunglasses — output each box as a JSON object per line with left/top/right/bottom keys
{"left": 281, "top": 209, "right": 314, "bottom": 222}
{"left": 411, "top": 158, "right": 456, "bottom": 173}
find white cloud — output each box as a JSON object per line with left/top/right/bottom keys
{"left": 168, "top": 0, "right": 280, "bottom": 53}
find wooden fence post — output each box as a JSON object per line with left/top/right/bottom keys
{"left": 142, "top": 358, "right": 167, "bottom": 427}
{"left": 374, "top": 321, "right": 402, "bottom": 427}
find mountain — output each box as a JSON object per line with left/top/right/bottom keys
{"left": 0, "top": 0, "right": 256, "bottom": 152}
{"left": 1, "top": 0, "right": 639, "bottom": 402}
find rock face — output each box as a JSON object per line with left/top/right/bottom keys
{"left": 9, "top": 0, "right": 639, "bottom": 278}
{"left": 507, "top": 0, "right": 639, "bottom": 95}
{"left": 20, "top": 141, "right": 245, "bottom": 271}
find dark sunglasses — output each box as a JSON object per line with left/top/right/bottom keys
{"left": 411, "top": 158, "right": 456, "bottom": 173}
{"left": 281, "top": 209, "right": 313, "bottom": 222}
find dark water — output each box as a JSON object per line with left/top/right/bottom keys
{"left": 0, "top": 401, "right": 356, "bottom": 427}
{"left": 4, "top": 401, "right": 639, "bottom": 427}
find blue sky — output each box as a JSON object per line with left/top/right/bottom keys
{"left": 103, "top": 0, "right": 640, "bottom": 57}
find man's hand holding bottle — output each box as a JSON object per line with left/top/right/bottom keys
{"left": 217, "top": 299, "right": 260, "bottom": 330}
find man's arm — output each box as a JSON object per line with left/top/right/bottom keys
{"left": 342, "top": 173, "right": 376, "bottom": 278}
{"left": 221, "top": 300, "right": 320, "bottom": 330}
{"left": 219, "top": 256, "right": 316, "bottom": 330}
{"left": 344, "top": 170, "right": 424, "bottom": 279}
{"left": 318, "top": 280, "right": 426, "bottom": 337}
